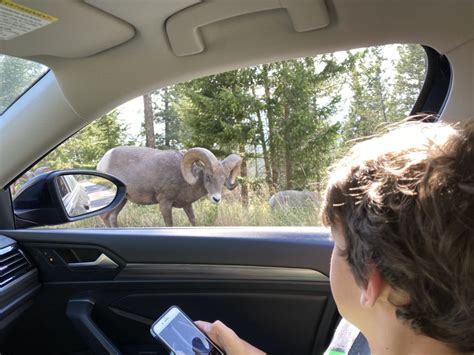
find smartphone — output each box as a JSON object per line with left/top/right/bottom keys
{"left": 150, "top": 306, "right": 225, "bottom": 355}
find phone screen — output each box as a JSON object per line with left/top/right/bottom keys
{"left": 151, "top": 306, "right": 224, "bottom": 355}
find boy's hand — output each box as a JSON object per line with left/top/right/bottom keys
{"left": 195, "top": 320, "right": 266, "bottom": 355}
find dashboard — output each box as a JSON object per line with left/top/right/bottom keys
{"left": 0, "top": 235, "right": 40, "bottom": 334}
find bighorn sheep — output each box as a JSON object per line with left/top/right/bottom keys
{"left": 269, "top": 190, "right": 320, "bottom": 210}
{"left": 96, "top": 146, "right": 242, "bottom": 227}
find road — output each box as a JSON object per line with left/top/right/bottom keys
{"left": 81, "top": 181, "right": 116, "bottom": 211}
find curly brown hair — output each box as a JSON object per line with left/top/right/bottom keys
{"left": 322, "top": 119, "right": 474, "bottom": 352}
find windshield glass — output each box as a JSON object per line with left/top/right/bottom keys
{"left": 0, "top": 54, "right": 48, "bottom": 114}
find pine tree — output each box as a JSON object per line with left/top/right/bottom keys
{"left": 153, "top": 87, "right": 181, "bottom": 149}
{"left": 269, "top": 55, "right": 347, "bottom": 190}
{"left": 143, "top": 93, "right": 155, "bottom": 148}
{"left": 343, "top": 47, "right": 393, "bottom": 141}
{"left": 390, "top": 44, "right": 427, "bottom": 117}
{"left": 258, "top": 63, "right": 280, "bottom": 191}
{"left": 42, "top": 110, "right": 127, "bottom": 169}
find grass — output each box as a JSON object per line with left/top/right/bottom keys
{"left": 53, "top": 197, "right": 321, "bottom": 228}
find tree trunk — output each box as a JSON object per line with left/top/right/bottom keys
{"left": 285, "top": 145, "right": 293, "bottom": 190}
{"left": 252, "top": 86, "right": 272, "bottom": 188}
{"left": 283, "top": 104, "right": 293, "bottom": 189}
{"left": 143, "top": 93, "right": 155, "bottom": 148}
{"left": 254, "top": 143, "right": 259, "bottom": 177}
{"left": 163, "top": 87, "right": 170, "bottom": 148}
{"left": 239, "top": 144, "right": 249, "bottom": 207}
{"left": 262, "top": 65, "right": 278, "bottom": 192}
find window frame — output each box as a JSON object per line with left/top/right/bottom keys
{"left": 0, "top": 62, "right": 50, "bottom": 116}
{"left": 0, "top": 45, "right": 452, "bottom": 230}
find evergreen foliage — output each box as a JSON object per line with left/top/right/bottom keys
{"left": 343, "top": 45, "right": 427, "bottom": 141}
{"left": 153, "top": 87, "right": 182, "bottom": 149}
{"left": 43, "top": 110, "right": 127, "bottom": 170}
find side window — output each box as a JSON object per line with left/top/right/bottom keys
{"left": 14, "top": 44, "right": 427, "bottom": 228}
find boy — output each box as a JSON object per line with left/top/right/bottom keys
{"left": 196, "top": 119, "right": 474, "bottom": 355}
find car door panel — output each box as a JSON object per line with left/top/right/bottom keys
{"left": 5, "top": 228, "right": 333, "bottom": 272}
{"left": 1, "top": 228, "right": 337, "bottom": 355}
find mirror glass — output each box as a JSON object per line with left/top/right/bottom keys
{"left": 55, "top": 174, "right": 117, "bottom": 217}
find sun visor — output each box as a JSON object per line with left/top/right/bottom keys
{"left": 0, "top": 0, "right": 135, "bottom": 58}
{"left": 166, "top": 0, "right": 330, "bottom": 57}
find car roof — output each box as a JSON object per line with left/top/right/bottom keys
{"left": 0, "top": 0, "right": 473, "bottom": 187}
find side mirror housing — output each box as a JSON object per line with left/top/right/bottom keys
{"left": 13, "top": 170, "right": 126, "bottom": 228}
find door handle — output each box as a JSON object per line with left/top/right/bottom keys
{"left": 68, "top": 253, "right": 118, "bottom": 269}
{"left": 166, "top": 0, "right": 330, "bottom": 56}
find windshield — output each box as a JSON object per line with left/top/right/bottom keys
{"left": 0, "top": 54, "right": 48, "bottom": 114}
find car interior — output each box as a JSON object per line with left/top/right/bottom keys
{"left": 0, "top": 0, "right": 472, "bottom": 354}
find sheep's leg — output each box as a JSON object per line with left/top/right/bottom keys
{"left": 100, "top": 198, "right": 127, "bottom": 228}
{"left": 159, "top": 201, "right": 173, "bottom": 227}
{"left": 183, "top": 204, "right": 196, "bottom": 226}
{"left": 99, "top": 211, "right": 112, "bottom": 227}
{"left": 109, "top": 198, "right": 127, "bottom": 227}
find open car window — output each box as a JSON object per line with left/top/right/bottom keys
{"left": 0, "top": 54, "right": 48, "bottom": 114}
{"left": 13, "top": 44, "right": 428, "bottom": 228}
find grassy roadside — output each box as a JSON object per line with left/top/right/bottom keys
{"left": 52, "top": 197, "right": 321, "bottom": 228}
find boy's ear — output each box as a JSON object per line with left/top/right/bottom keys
{"left": 360, "top": 265, "right": 385, "bottom": 308}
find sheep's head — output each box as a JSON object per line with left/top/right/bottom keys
{"left": 181, "top": 148, "right": 242, "bottom": 204}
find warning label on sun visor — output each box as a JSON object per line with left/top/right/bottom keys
{"left": 0, "top": 0, "right": 58, "bottom": 40}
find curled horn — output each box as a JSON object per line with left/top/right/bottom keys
{"left": 222, "top": 154, "right": 242, "bottom": 190}
{"left": 181, "top": 148, "right": 220, "bottom": 185}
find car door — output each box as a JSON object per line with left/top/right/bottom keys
{"left": 0, "top": 186, "right": 336, "bottom": 355}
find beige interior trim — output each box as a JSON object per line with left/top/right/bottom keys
{"left": 166, "top": 0, "right": 330, "bottom": 56}
{"left": 35, "top": 0, "right": 472, "bottom": 120}
{"left": 440, "top": 40, "right": 474, "bottom": 123}
{"left": 0, "top": 72, "right": 85, "bottom": 187}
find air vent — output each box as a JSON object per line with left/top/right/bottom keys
{"left": 0, "top": 245, "right": 32, "bottom": 288}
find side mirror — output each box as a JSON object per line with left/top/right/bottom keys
{"left": 13, "top": 170, "right": 126, "bottom": 228}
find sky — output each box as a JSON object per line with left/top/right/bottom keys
{"left": 117, "top": 44, "right": 401, "bottom": 141}
{"left": 117, "top": 96, "right": 145, "bottom": 142}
